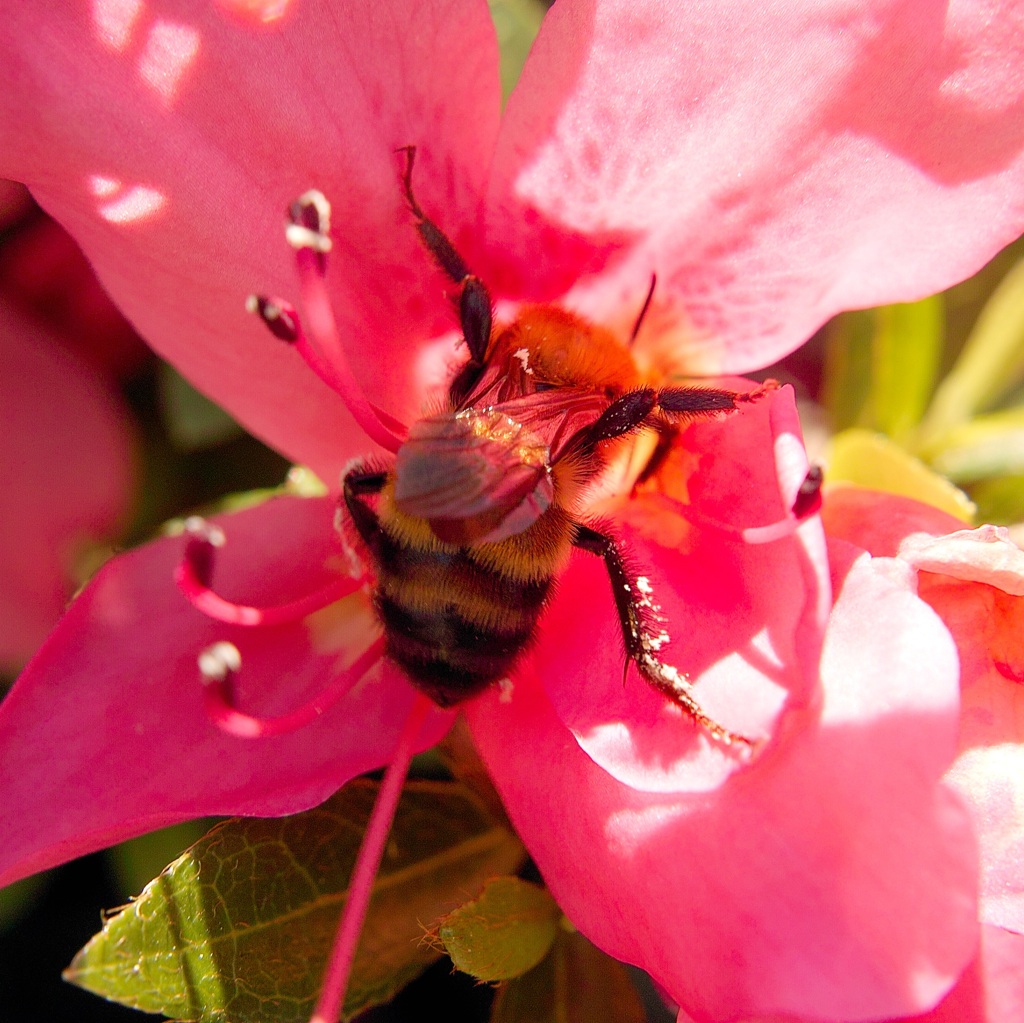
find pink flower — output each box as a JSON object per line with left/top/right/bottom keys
{"left": 822, "top": 487, "right": 1024, "bottom": 1022}
{"left": 0, "top": 207, "right": 136, "bottom": 669}
{"left": 1, "top": 2, "right": 1023, "bottom": 1019}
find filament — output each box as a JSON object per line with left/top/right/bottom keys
{"left": 198, "top": 636, "right": 385, "bottom": 739}
{"left": 310, "top": 692, "right": 434, "bottom": 1023}
{"left": 283, "top": 191, "right": 407, "bottom": 452}
{"left": 175, "top": 517, "right": 363, "bottom": 626}
{"left": 246, "top": 294, "right": 407, "bottom": 441}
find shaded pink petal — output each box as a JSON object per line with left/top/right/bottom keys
{"left": 486, "top": 0, "right": 1024, "bottom": 373}
{"left": 0, "top": 299, "right": 134, "bottom": 668}
{"left": 466, "top": 540, "right": 973, "bottom": 1022}
{"left": 0, "top": 178, "right": 30, "bottom": 228}
{"left": 0, "top": 496, "right": 451, "bottom": 888}
{"left": 0, "top": 212, "right": 149, "bottom": 378}
{"left": 0, "top": 0, "right": 501, "bottom": 481}
{"left": 538, "top": 385, "right": 830, "bottom": 792}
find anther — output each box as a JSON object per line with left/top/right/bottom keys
{"left": 197, "top": 636, "right": 386, "bottom": 740}
{"left": 246, "top": 294, "right": 299, "bottom": 342}
{"left": 175, "top": 517, "right": 363, "bottom": 627}
{"left": 279, "top": 188, "right": 407, "bottom": 452}
{"left": 198, "top": 640, "right": 241, "bottom": 683}
{"left": 791, "top": 465, "right": 823, "bottom": 520}
{"left": 286, "top": 189, "right": 333, "bottom": 255}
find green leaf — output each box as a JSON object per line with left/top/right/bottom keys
{"left": 868, "top": 297, "right": 943, "bottom": 440}
{"left": 922, "top": 406, "right": 1024, "bottom": 484}
{"left": 159, "top": 363, "right": 244, "bottom": 451}
{"left": 821, "top": 310, "right": 874, "bottom": 432}
{"left": 66, "top": 780, "right": 525, "bottom": 1022}
{"left": 968, "top": 473, "right": 1024, "bottom": 526}
{"left": 438, "top": 877, "right": 560, "bottom": 982}
{"left": 106, "top": 820, "right": 216, "bottom": 901}
{"left": 821, "top": 300, "right": 944, "bottom": 440}
{"left": 828, "top": 428, "right": 976, "bottom": 522}
{"left": 488, "top": 0, "right": 546, "bottom": 104}
{"left": 491, "top": 928, "right": 645, "bottom": 1023}
{"left": 921, "top": 257, "right": 1024, "bottom": 436}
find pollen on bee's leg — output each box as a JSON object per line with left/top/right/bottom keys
{"left": 280, "top": 190, "right": 407, "bottom": 453}
{"left": 630, "top": 577, "right": 755, "bottom": 750}
{"left": 638, "top": 647, "right": 755, "bottom": 751}
{"left": 309, "top": 692, "right": 434, "bottom": 1023}
{"left": 197, "top": 635, "right": 386, "bottom": 739}
{"left": 175, "top": 516, "right": 363, "bottom": 627}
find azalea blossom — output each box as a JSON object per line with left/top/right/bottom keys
{"left": 1, "top": 2, "right": 1024, "bottom": 1021}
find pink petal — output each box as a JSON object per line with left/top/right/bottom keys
{"left": 899, "top": 525, "right": 1024, "bottom": 594}
{"left": 538, "top": 385, "right": 830, "bottom": 792}
{"left": 0, "top": 495, "right": 451, "bottom": 888}
{"left": 0, "top": 1, "right": 501, "bottom": 481}
{"left": 822, "top": 484, "right": 964, "bottom": 557}
{"left": 824, "top": 486, "right": 1024, "bottom": 935}
{"left": 887, "top": 925, "right": 1024, "bottom": 1023}
{"left": 486, "top": 0, "right": 1024, "bottom": 373}
{"left": 921, "top": 575, "right": 1024, "bottom": 934}
{"left": 0, "top": 178, "right": 30, "bottom": 228}
{"left": 687, "top": 927, "right": 1024, "bottom": 1023}
{"left": 466, "top": 540, "right": 974, "bottom": 1022}
{"left": 0, "top": 299, "right": 134, "bottom": 668}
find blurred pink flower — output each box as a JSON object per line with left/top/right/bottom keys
{"left": 1, "top": 1, "right": 1023, "bottom": 1019}
{"left": 0, "top": 209, "right": 136, "bottom": 670}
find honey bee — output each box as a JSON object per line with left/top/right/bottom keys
{"left": 342, "top": 150, "right": 779, "bottom": 741}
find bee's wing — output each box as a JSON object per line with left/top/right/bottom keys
{"left": 394, "top": 390, "right": 610, "bottom": 545}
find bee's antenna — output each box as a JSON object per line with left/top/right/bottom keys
{"left": 628, "top": 274, "right": 657, "bottom": 347}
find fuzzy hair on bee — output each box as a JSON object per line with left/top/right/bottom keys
{"left": 341, "top": 148, "right": 782, "bottom": 743}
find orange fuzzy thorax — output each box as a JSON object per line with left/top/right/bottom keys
{"left": 489, "top": 305, "right": 644, "bottom": 394}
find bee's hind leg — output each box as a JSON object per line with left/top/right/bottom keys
{"left": 572, "top": 523, "right": 752, "bottom": 748}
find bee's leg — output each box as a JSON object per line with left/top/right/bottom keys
{"left": 572, "top": 523, "right": 751, "bottom": 747}
{"left": 342, "top": 465, "right": 390, "bottom": 560}
{"left": 397, "top": 146, "right": 491, "bottom": 370}
{"left": 585, "top": 382, "right": 775, "bottom": 448}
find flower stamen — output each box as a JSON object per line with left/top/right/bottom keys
{"left": 197, "top": 635, "right": 386, "bottom": 739}
{"left": 175, "top": 516, "right": 363, "bottom": 626}
{"left": 281, "top": 190, "right": 407, "bottom": 453}
{"left": 246, "top": 293, "right": 406, "bottom": 440}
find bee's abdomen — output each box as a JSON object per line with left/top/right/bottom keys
{"left": 374, "top": 542, "right": 551, "bottom": 706}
